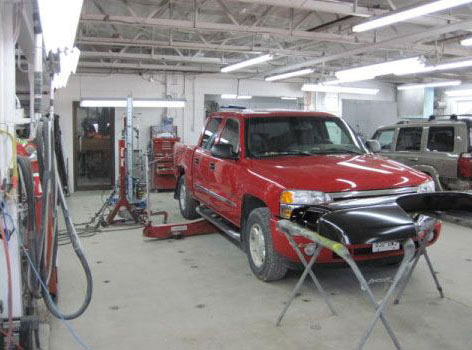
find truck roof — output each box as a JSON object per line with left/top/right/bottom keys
{"left": 210, "top": 109, "right": 338, "bottom": 119}
{"left": 376, "top": 117, "right": 472, "bottom": 131}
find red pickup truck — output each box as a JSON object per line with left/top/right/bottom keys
{"left": 173, "top": 110, "right": 440, "bottom": 281}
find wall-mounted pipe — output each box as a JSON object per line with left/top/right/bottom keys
{"left": 32, "top": 0, "right": 43, "bottom": 138}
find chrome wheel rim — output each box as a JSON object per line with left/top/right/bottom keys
{"left": 249, "top": 223, "right": 266, "bottom": 268}
{"left": 179, "top": 182, "right": 186, "bottom": 211}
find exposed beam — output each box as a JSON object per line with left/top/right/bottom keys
{"left": 80, "top": 14, "right": 369, "bottom": 45}
{"left": 79, "top": 61, "right": 219, "bottom": 72}
{"left": 252, "top": 5, "right": 273, "bottom": 27}
{"left": 80, "top": 50, "right": 239, "bottom": 64}
{"left": 146, "top": 0, "right": 169, "bottom": 20}
{"left": 77, "top": 36, "right": 331, "bottom": 57}
{"left": 216, "top": 0, "right": 240, "bottom": 25}
{"left": 78, "top": 61, "right": 253, "bottom": 74}
{"left": 265, "top": 18, "right": 472, "bottom": 76}
{"left": 90, "top": 0, "right": 120, "bottom": 34}
{"left": 230, "top": 0, "right": 459, "bottom": 26}
{"left": 78, "top": 15, "right": 472, "bottom": 57}
{"left": 233, "top": 0, "right": 381, "bottom": 17}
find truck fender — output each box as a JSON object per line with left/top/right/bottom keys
{"left": 412, "top": 165, "right": 443, "bottom": 191}
{"left": 174, "top": 166, "right": 186, "bottom": 199}
{"left": 240, "top": 195, "right": 268, "bottom": 244}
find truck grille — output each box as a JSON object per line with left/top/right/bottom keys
{"left": 329, "top": 187, "right": 418, "bottom": 201}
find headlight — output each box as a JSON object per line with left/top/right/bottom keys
{"left": 279, "top": 190, "right": 332, "bottom": 219}
{"left": 417, "top": 179, "right": 435, "bottom": 193}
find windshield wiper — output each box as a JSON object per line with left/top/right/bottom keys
{"left": 254, "top": 150, "right": 313, "bottom": 157}
{"left": 311, "top": 148, "right": 364, "bottom": 155}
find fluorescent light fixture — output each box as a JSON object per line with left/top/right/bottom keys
{"left": 353, "top": 0, "right": 472, "bottom": 32}
{"left": 325, "top": 77, "right": 375, "bottom": 85}
{"left": 220, "top": 94, "right": 252, "bottom": 99}
{"left": 302, "top": 84, "right": 379, "bottom": 95}
{"left": 434, "top": 59, "right": 472, "bottom": 71}
{"left": 394, "top": 66, "right": 436, "bottom": 76}
{"left": 445, "top": 89, "right": 472, "bottom": 96}
{"left": 281, "top": 96, "right": 298, "bottom": 100}
{"left": 80, "top": 98, "right": 186, "bottom": 108}
{"left": 221, "top": 54, "right": 273, "bottom": 73}
{"left": 38, "top": 0, "right": 84, "bottom": 54}
{"left": 461, "top": 37, "right": 472, "bottom": 46}
{"left": 53, "top": 47, "right": 80, "bottom": 90}
{"left": 133, "top": 100, "right": 186, "bottom": 108}
{"left": 397, "top": 80, "right": 462, "bottom": 90}
{"left": 394, "top": 58, "right": 472, "bottom": 76}
{"left": 220, "top": 94, "right": 238, "bottom": 99}
{"left": 265, "top": 68, "right": 314, "bottom": 82}
{"left": 335, "top": 57, "right": 425, "bottom": 82}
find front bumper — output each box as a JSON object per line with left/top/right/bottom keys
{"left": 271, "top": 192, "right": 472, "bottom": 264}
{"left": 271, "top": 218, "right": 441, "bottom": 263}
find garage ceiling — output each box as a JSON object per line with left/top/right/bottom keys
{"left": 77, "top": 0, "right": 472, "bottom": 84}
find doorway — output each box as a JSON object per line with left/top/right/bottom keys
{"left": 73, "top": 101, "right": 115, "bottom": 190}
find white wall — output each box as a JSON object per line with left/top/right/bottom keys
{"left": 442, "top": 83, "right": 472, "bottom": 115}
{"left": 310, "top": 80, "right": 396, "bottom": 116}
{"left": 55, "top": 73, "right": 303, "bottom": 192}
{"left": 205, "top": 94, "right": 301, "bottom": 110}
{"left": 342, "top": 100, "right": 398, "bottom": 138}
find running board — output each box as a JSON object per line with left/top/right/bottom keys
{"left": 196, "top": 206, "right": 241, "bottom": 241}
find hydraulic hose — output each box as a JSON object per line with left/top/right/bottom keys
{"left": 17, "top": 156, "right": 41, "bottom": 299}
{"left": 42, "top": 169, "right": 93, "bottom": 320}
{"left": 34, "top": 119, "right": 93, "bottom": 320}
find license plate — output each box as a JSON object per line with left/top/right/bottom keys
{"left": 372, "top": 241, "right": 400, "bottom": 253}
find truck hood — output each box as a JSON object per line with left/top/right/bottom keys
{"left": 246, "top": 154, "right": 429, "bottom": 193}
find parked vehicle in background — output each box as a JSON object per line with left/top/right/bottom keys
{"left": 173, "top": 110, "right": 440, "bottom": 281}
{"left": 372, "top": 115, "right": 472, "bottom": 191}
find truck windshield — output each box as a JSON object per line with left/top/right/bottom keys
{"left": 246, "top": 116, "right": 365, "bottom": 157}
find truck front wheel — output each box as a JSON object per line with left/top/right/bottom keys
{"left": 178, "top": 175, "right": 200, "bottom": 220}
{"left": 244, "top": 208, "right": 288, "bottom": 281}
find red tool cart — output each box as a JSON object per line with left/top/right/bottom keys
{"left": 152, "top": 137, "right": 180, "bottom": 190}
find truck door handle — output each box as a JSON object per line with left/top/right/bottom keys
{"left": 210, "top": 163, "right": 215, "bottom": 171}
{"left": 408, "top": 157, "right": 419, "bottom": 161}
{"left": 194, "top": 158, "right": 199, "bottom": 165}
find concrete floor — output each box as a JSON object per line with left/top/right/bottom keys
{"left": 50, "top": 191, "right": 472, "bottom": 350}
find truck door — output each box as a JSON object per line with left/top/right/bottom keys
{"left": 209, "top": 118, "right": 241, "bottom": 224}
{"left": 193, "top": 117, "right": 222, "bottom": 206}
{"left": 391, "top": 127, "right": 424, "bottom": 167}
{"left": 420, "top": 125, "right": 459, "bottom": 179}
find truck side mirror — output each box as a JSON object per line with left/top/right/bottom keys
{"left": 366, "top": 139, "right": 381, "bottom": 153}
{"left": 211, "top": 143, "right": 238, "bottom": 159}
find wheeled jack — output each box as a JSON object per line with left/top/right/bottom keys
{"left": 143, "top": 216, "right": 217, "bottom": 239}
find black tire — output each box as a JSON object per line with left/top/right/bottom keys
{"left": 243, "top": 208, "right": 288, "bottom": 281}
{"left": 177, "top": 176, "right": 200, "bottom": 220}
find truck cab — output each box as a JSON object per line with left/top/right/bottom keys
{"left": 174, "top": 110, "right": 439, "bottom": 281}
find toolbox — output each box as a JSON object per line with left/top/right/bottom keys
{"left": 151, "top": 137, "right": 180, "bottom": 190}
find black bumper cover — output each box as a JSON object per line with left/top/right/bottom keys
{"left": 290, "top": 192, "right": 472, "bottom": 245}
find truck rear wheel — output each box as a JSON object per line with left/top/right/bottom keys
{"left": 244, "top": 208, "right": 287, "bottom": 281}
{"left": 178, "top": 175, "right": 200, "bottom": 220}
